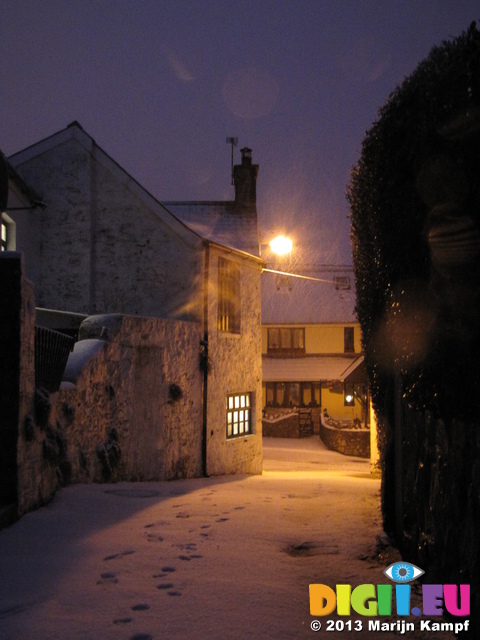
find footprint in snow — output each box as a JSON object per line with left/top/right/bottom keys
{"left": 131, "top": 603, "right": 150, "bottom": 611}
{"left": 103, "top": 549, "right": 135, "bottom": 561}
{"left": 146, "top": 533, "right": 164, "bottom": 542}
{"left": 97, "top": 571, "right": 118, "bottom": 585}
{"left": 156, "top": 582, "right": 175, "bottom": 590}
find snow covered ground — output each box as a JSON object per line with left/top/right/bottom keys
{"left": 0, "top": 437, "right": 455, "bottom": 640}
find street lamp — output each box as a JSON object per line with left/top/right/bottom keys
{"left": 269, "top": 235, "right": 293, "bottom": 256}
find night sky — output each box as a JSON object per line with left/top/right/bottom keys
{"left": 2, "top": 1, "right": 478, "bottom": 263}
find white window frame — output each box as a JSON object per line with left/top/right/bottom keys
{"left": 226, "top": 392, "right": 252, "bottom": 439}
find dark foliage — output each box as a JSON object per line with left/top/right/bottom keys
{"left": 347, "top": 24, "right": 480, "bottom": 632}
{"left": 347, "top": 21, "right": 480, "bottom": 421}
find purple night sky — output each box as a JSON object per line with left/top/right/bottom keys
{"left": 1, "top": 0, "right": 478, "bottom": 263}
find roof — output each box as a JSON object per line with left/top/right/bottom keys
{"left": 261, "top": 266, "right": 358, "bottom": 324}
{"left": 8, "top": 122, "right": 262, "bottom": 263}
{"left": 164, "top": 201, "right": 259, "bottom": 256}
{"left": 262, "top": 355, "right": 363, "bottom": 382}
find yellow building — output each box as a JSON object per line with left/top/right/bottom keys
{"left": 261, "top": 265, "right": 368, "bottom": 432}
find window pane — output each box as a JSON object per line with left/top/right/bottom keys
{"left": 268, "top": 328, "right": 280, "bottom": 350}
{"left": 218, "top": 258, "right": 240, "bottom": 333}
{"left": 302, "top": 384, "right": 312, "bottom": 407}
{"left": 266, "top": 383, "right": 274, "bottom": 406}
{"left": 280, "top": 328, "right": 292, "bottom": 349}
{"left": 292, "top": 328, "right": 304, "bottom": 349}
{"left": 226, "top": 393, "right": 253, "bottom": 439}
{"left": 289, "top": 383, "right": 300, "bottom": 407}
{"left": 344, "top": 327, "right": 354, "bottom": 353}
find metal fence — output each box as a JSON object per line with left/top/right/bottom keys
{"left": 35, "top": 326, "right": 75, "bottom": 392}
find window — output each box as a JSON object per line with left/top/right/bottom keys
{"left": 218, "top": 258, "right": 240, "bottom": 333}
{"left": 344, "top": 327, "right": 354, "bottom": 353}
{"left": 1, "top": 218, "right": 7, "bottom": 251}
{"left": 267, "top": 327, "right": 305, "bottom": 354}
{"left": 226, "top": 393, "right": 252, "bottom": 439}
{"left": 335, "top": 276, "right": 351, "bottom": 290}
{"left": 265, "top": 382, "right": 321, "bottom": 408}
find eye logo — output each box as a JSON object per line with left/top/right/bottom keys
{"left": 384, "top": 562, "right": 424, "bottom": 583}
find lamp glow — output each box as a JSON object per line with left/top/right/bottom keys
{"left": 269, "top": 235, "right": 293, "bottom": 256}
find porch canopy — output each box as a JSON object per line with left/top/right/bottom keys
{"left": 262, "top": 355, "right": 365, "bottom": 383}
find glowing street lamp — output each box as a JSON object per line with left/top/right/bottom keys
{"left": 269, "top": 235, "right": 293, "bottom": 256}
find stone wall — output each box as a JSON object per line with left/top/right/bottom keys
{"left": 205, "top": 246, "right": 263, "bottom": 476}
{"left": 262, "top": 413, "right": 299, "bottom": 438}
{"left": 17, "top": 312, "right": 204, "bottom": 515}
{"left": 12, "top": 133, "right": 203, "bottom": 321}
{"left": 320, "top": 418, "right": 370, "bottom": 458}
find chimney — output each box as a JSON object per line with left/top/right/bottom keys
{"left": 233, "top": 147, "right": 259, "bottom": 215}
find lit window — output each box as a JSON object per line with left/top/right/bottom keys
{"left": 267, "top": 327, "right": 305, "bottom": 354}
{"left": 218, "top": 258, "right": 241, "bottom": 333}
{"left": 226, "top": 393, "right": 252, "bottom": 439}
{"left": 1, "top": 219, "right": 7, "bottom": 251}
{"left": 264, "top": 381, "right": 320, "bottom": 408}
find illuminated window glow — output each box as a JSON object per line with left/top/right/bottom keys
{"left": 226, "top": 393, "right": 252, "bottom": 439}
{"left": 1, "top": 219, "right": 7, "bottom": 251}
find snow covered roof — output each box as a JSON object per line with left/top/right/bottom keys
{"left": 163, "top": 201, "right": 259, "bottom": 256}
{"left": 262, "top": 355, "right": 361, "bottom": 382}
{"left": 261, "top": 266, "right": 358, "bottom": 324}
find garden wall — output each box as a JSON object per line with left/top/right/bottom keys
{"left": 262, "top": 413, "right": 300, "bottom": 438}
{"left": 320, "top": 418, "right": 370, "bottom": 458}
{"left": 17, "top": 312, "right": 204, "bottom": 516}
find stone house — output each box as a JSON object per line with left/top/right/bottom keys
{"left": 261, "top": 262, "right": 368, "bottom": 433}
{"left": 1, "top": 123, "right": 263, "bottom": 520}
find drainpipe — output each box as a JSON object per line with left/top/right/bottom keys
{"left": 201, "top": 242, "right": 209, "bottom": 477}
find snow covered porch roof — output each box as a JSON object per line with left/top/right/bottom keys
{"left": 262, "top": 355, "right": 365, "bottom": 383}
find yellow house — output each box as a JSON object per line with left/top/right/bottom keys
{"left": 261, "top": 265, "right": 368, "bottom": 432}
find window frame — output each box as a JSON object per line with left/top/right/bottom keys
{"left": 217, "top": 257, "right": 241, "bottom": 334}
{"left": 267, "top": 327, "right": 305, "bottom": 355}
{"left": 344, "top": 326, "right": 355, "bottom": 353}
{"left": 226, "top": 392, "right": 253, "bottom": 439}
{"left": 265, "top": 381, "right": 321, "bottom": 409}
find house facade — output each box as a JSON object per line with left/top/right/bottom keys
{"left": 261, "top": 262, "right": 367, "bottom": 432}
{"left": 2, "top": 123, "right": 264, "bottom": 518}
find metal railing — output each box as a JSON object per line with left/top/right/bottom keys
{"left": 35, "top": 326, "right": 75, "bottom": 392}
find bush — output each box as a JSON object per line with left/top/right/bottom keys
{"left": 347, "top": 21, "right": 480, "bottom": 420}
